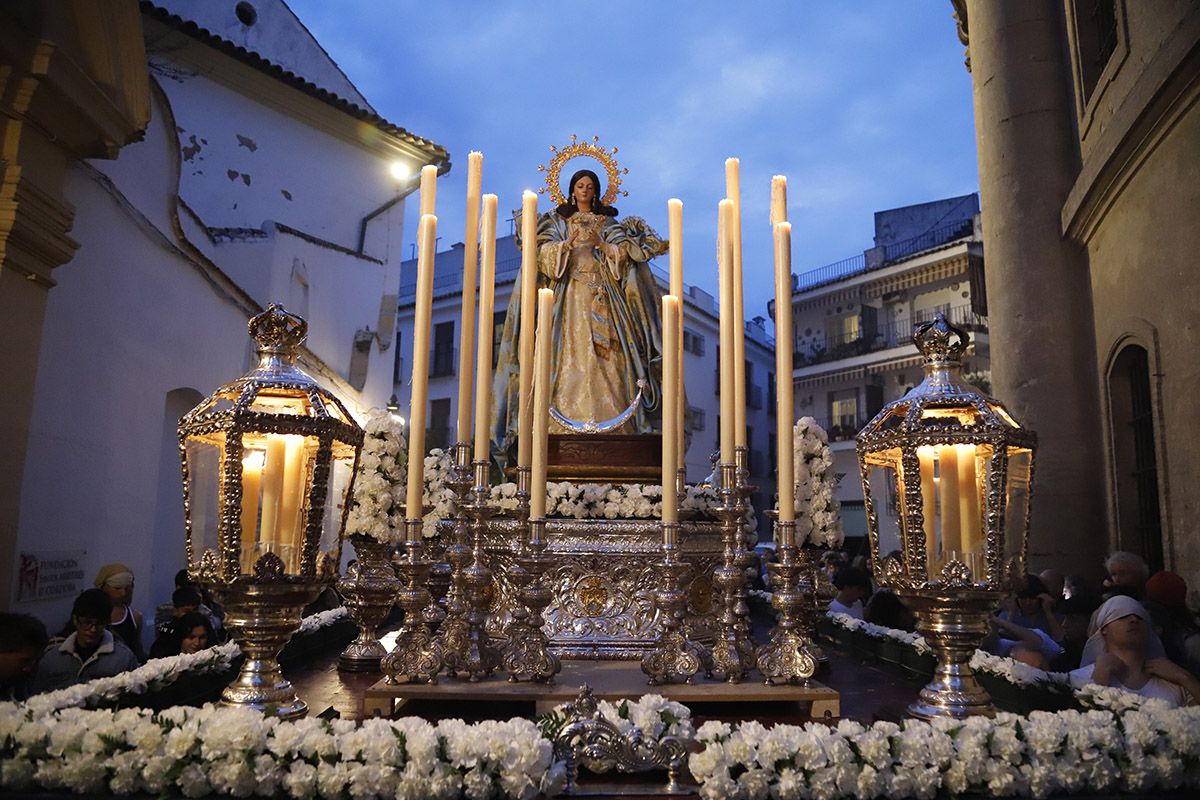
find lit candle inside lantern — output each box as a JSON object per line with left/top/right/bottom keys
{"left": 419, "top": 164, "right": 437, "bottom": 217}
{"left": 725, "top": 158, "right": 747, "bottom": 448}
{"left": 939, "top": 444, "right": 961, "bottom": 555}
{"left": 770, "top": 175, "right": 788, "bottom": 227}
{"left": 517, "top": 190, "right": 539, "bottom": 469}
{"left": 259, "top": 435, "right": 287, "bottom": 549}
{"left": 667, "top": 198, "right": 686, "bottom": 472}
{"left": 774, "top": 222, "right": 795, "bottom": 533}
{"left": 474, "top": 194, "right": 498, "bottom": 463}
{"left": 405, "top": 214, "right": 437, "bottom": 531}
{"left": 957, "top": 444, "right": 981, "bottom": 554}
{"left": 918, "top": 446, "right": 937, "bottom": 566}
{"left": 456, "top": 151, "right": 483, "bottom": 444}
{"left": 278, "top": 435, "right": 305, "bottom": 568}
{"left": 530, "top": 288, "right": 554, "bottom": 519}
{"left": 718, "top": 199, "right": 735, "bottom": 464}
{"left": 662, "top": 295, "right": 680, "bottom": 525}
{"left": 240, "top": 450, "right": 264, "bottom": 569}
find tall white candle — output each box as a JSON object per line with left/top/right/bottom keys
{"left": 957, "top": 444, "right": 981, "bottom": 553}
{"left": 240, "top": 451, "right": 263, "bottom": 569}
{"left": 259, "top": 435, "right": 286, "bottom": 548}
{"left": 770, "top": 175, "right": 788, "bottom": 227}
{"left": 718, "top": 199, "right": 735, "bottom": 464}
{"left": 456, "top": 152, "right": 483, "bottom": 444}
{"left": 774, "top": 223, "right": 795, "bottom": 526}
{"left": 530, "top": 288, "right": 554, "bottom": 519}
{"left": 662, "top": 296, "right": 680, "bottom": 524}
{"left": 939, "top": 445, "right": 961, "bottom": 554}
{"left": 405, "top": 214, "right": 437, "bottom": 529}
{"left": 419, "top": 164, "right": 437, "bottom": 217}
{"left": 278, "top": 435, "right": 305, "bottom": 566}
{"left": 725, "top": 158, "right": 747, "bottom": 449}
{"left": 474, "top": 194, "right": 498, "bottom": 463}
{"left": 667, "top": 198, "right": 686, "bottom": 472}
{"left": 517, "top": 191, "right": 539, "bottom": 468}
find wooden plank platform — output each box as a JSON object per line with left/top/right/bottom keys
{"left": 362, "top": 660, "right": 840, "bottom": 719}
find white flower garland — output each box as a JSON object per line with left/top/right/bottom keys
{"left": 25, "top": 608, "right": 350, "bottom": 715}
{"left": 421, "top": 448, "right": 456, "bottom": 530}
{"left": 689, "top": 705, "right": 1200, "bottom": 800}
{"left": 486, "top": 481, "right": 725, "bottom": 521}
{"left": 294, "top": 606, "right": 349, "bottom": 637}
{"left": 344, "top": 409, "right": 407, "bottom": 544}
{"left": 793, "top": 417, "right": 843, "bottom": 548}
{"left": 22, "top": 642, "right": 241, "bottom": 716}
{"left": 0, "top": 704, "right": 565, "bottom": 800}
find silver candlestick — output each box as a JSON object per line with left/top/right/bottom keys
{"left": 641, "top": 522, "right": 711, "bottom": 684}
{"left": 455, "top": 459, "right": 501, "bottom": 681}
{"left": 503, "top": 516, "right": 562, "bottom": 682}
{"left": 435, "top": 442, "right": 474, "bottom": 674}
{"left": 710, "top": 462, "right": 756, "bottom": 682}
{"left": 733, "top": 445, "right": 759, "bottom": 643}
{"left": 755, "top": 527, "right": 818, "bottom": 685}
{"left": 380, "top": 520, "right": 443, "bottom": 684}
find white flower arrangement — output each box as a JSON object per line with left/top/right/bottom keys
{"left": 0, "top": 704, "right": 565, "bottom": 800}
{"left": 421, "top": 447, "right": 456, "bottom": 530}
{"left": 541, "top": 693, "right": 693, "bottom": 744}
{"left": 484, "top": 481, "right": 725, "bottom": 521}
{"left": 690, "top": 704, "right": 1200, "bottom": 800}
{"left": 793, "top": 417, "right": 843, "bottom": 548}
{"left": 22, "top": 642, "right": 241, "bottom": 715}
{"left": 344, "top": 409, "right": 407, "bottom": 544}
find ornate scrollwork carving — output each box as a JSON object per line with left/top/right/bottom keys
{"left": 940, "top": 559, "right": 973, "bottom": 589}
{"left": 253, "top": 551, "right": 287, "bottom": 581}
{"left": 552, "top": 686, "right": 690, "bottom": 794}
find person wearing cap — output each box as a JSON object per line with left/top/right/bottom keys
{"left": 32, "top": 589, "right": 140, "bottom": 694}
{"left": 1145, "top": 570, "right": 1200, "bottom": 675}
{"left": 93, "top": 563, "right": 146, "bottom": 662}
{"left": 1069, "top": 594, "right": 1200, "bottom": 707}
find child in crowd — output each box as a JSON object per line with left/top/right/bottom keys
{"left": 149, "top": 611, "right": 217, "bottom": 659}
{"left": 828, "top": 567, "right": 872, "bottom": 619}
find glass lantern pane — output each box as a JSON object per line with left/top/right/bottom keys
{"left": 248, "top": 389, "right": 310, "bottom": 416}
{"left": 239, "top": 433, "right": 311, "bottom": 575}
{"left": 184, "top": 434, "right": 224, "bottom": 573}
{"left": 867, "top": 462, "right": 904, "bottom": 568}
{"left": 320, "top": 453, "right": 355, "bottom": 556}
{"left": 1004, "top": 447, "right": 1033, "bottom": 563}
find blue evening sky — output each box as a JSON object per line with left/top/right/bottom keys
{"left": 288, "top": 1, "right": 978, "bottom": 332}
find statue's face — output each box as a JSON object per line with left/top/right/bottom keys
{"left": 573, "top": 176, "right": 597, "bottom": 206}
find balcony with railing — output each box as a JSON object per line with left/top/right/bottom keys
{"left": 794, "top": 219, "right": 974, "bottom": 292}
{"left": 794, "top": 304, "right": 986, "bottom": 368}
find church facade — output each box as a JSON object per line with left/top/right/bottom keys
{"left": 0, "top": 0, "right": 446, "bottom": 622}
{"left": 956, "top": 1, "right": 1200, "bottom": 588}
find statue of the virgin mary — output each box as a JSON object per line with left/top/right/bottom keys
{"left": 491, "top": 146, "right": 669, "bottom": 468}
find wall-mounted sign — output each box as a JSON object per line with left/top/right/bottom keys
{"left": 16, "top": 550, "right": 87, "bottom": 603}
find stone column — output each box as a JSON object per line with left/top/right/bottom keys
{"left": 962, "top": 1, "right": 1106, "bottom": 567}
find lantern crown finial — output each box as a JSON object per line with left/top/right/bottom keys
{"left": 913, "top": 312, "right": 969, "bottom": 364}
{"left": 249, "top": 304, "right": 307, "bottom": 356}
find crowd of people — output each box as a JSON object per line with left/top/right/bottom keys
{"left": 821, "top": 549, "right": 1200, "bottom": 708}
{"left": 0, "top": 565, "right": 230, "bottom": 700}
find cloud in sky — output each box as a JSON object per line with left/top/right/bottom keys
{"left": 287, "top": 0, "right": 978, "bottom": 330}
